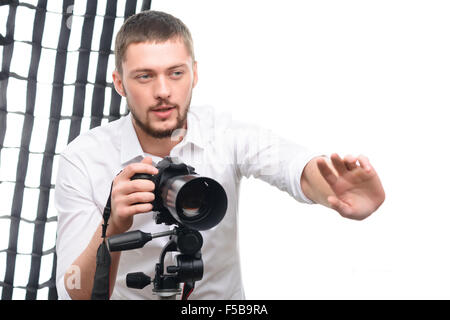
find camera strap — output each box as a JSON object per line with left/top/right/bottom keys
{"left": 91, "top": 183, "right": 113, "bottom": 300}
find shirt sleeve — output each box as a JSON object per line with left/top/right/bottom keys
{"left": 231, "top": 121, "right": 323, "bottom": 204}
{"left": 54, "top": 152, "right": 103, "bottom": 299}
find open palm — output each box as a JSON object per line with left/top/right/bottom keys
{"left": 316, "top": 153, "right": 385, "bottom": 220}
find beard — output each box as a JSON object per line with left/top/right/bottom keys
{"left": 127, "top": 92, "right": 192, "bottom": 139}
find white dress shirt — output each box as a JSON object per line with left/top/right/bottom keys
{"left": 55, "top": 105, "right": 321, "bottom": 300}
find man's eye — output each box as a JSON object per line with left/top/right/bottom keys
{"left": 171, "top": 71, "right": 183, "bottom": 77}
{"left": 137, "top": 74, "right": 151, "bottom": 80}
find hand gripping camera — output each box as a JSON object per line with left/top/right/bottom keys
{"left": 107, "top": 157, "right": 228, "bottom": 299}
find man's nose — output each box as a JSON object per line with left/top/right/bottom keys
{"left": 153, "top": 75, "right": 171, "bottom": 100}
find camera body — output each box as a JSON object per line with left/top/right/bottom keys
{"left": 131, "top": 157, "right": 196, "bottom": 227}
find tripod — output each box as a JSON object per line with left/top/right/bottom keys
{"left": 108, "top": 226, "right": 204, "bottom": 300}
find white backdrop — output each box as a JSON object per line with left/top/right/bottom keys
{"left": 1, "top": 0, "right": 449, "bottom": 299}
{"left": 152, "top": 0, "right": 450, "bottom": 299}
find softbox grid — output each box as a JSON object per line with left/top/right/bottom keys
{"left": 0, "top": 0, "right": 152, "bottom": 300}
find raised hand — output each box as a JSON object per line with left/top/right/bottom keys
{"left": 316, "top": 153, "right": 385, "bottom": 220}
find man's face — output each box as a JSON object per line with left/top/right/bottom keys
{"left": 113, "top": 38, "right": 198, "bottom": 139}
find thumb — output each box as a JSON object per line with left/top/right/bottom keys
{"left": 141, "top": 156, "right": 154, "bottom": 165}
{"left": 140, "top": 156, "right": 158, "bottom": 174}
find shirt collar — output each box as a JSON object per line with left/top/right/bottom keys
{"left": 120, "top": 108, "right": 208, "bottom": 165}
{"left": 120, "top": 114, "right": 145, "bottom": 165}
{"left": 182, "top": 108, "right": 209, "bottom": 150}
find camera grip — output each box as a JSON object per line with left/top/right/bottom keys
{"left": 130, "top": 173, "right": 154, "bottom": 181}
{"left": 130, "top": 173, "right": 157, "bottom": 206}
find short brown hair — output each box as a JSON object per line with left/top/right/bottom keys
{"left": 114, "top": 10, "right": 195, "bottom": 74}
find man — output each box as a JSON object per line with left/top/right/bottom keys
{"left": 55, "top": 10, "right": 385, "bottom": 300}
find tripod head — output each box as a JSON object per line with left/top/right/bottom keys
{"left": 109, "top": 226, "right": 203, "bottom": 299}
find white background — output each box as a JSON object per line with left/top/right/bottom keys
{"left": 152, "top": 0, "right": 450, "bottom": 299}
{"left": 1, "top": 0, "right": 449, "bottom": 299}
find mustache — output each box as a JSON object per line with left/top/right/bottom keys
{"left": 149, "top": 100, "right": 178, "bottom": 110}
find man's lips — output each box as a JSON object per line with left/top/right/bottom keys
{"left": 152, "top": 105, "right": 175, "bottom": 111}
{"left": 151, "top": 105, "right": 176, "bottom": 119}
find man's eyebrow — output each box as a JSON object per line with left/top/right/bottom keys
{"left": 168, "top": 63, "right": 188, "bottom": 70}
{"left": 130, "top": 64, "right": 188, "bottom": 74}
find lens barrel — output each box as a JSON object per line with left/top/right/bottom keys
{"left": 161, "top": 175, "right": 227, "bottom": 230}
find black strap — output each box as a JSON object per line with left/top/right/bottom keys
{"left": 90, "top": 182, "right": 113, "bottom": 300}
{"left": 102, "top": 187, "right": 113, "bottom": 239}
{"left": 90, "top": 240, "right": 112, "bottom": 300}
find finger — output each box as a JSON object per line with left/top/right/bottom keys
{"left": 125, "top": 202, "right": 154, "bottom": 216}
{"left": 316, "top": 157, "right": 338, "bottom": 186}
{"left": 115, "top": 179, "right": 155, "bottom": 196}
{"left": 126, "top": 179, "right": 155, "bottom": 194}
{"left": 330, "top": 153, "right": 348, "bottom": 175}
{"left": 125, "top": 191, "right": 155, "bottom": 205}
{"left": 120, "top": 162, "right": 158, "bottom": 180}
{"left": 343, "top": 154, "right": 358, "bottom": 171}
{"left": 357, "top": 154, "right": 372, "bottom": 173}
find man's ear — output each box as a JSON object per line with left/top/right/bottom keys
{"left": 112, "top": 70, "right": 126, "bottom": 97}
{"left": 192, "top": 61, "right": 198, "bottom": 88}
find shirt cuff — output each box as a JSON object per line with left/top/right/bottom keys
{"left": 289, "top": 151, "right": 325, "bottom": 204}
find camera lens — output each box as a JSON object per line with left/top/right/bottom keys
{"left": 162, "top": 175, "right": 227, "bottom": 230}
{"left": 179, "top": 180, "right": 209, "bottom": 219}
